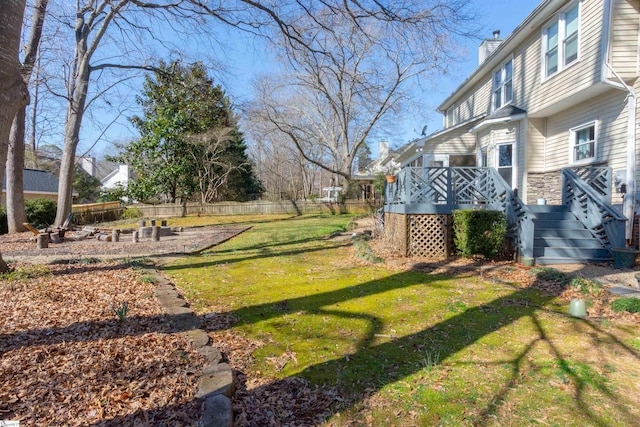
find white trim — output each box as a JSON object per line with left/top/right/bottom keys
{"left": 568, "top": 120, "right": 598, "bottom": 166}
{"left": 445, "top": 107, "right": 455, "bottom": 127}
{"left": 468, "top": 113, "right": 526, "bottom": 134}
{"left": 541, "top": 0, "right": 581, "bottom": 82}
{"left": 495, "top": 142, "right": 517, "bottom": 189}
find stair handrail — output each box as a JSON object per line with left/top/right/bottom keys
{"left": 485, "top": 168, "right": 536, "bottom": 259}
{"left": 562, "top": 168, "right": 626, "bottom": 249}
{"left": 569, "top": 165, "right": 612, "bottom": 201}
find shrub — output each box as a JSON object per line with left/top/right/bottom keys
{"left": 452, "top": 209, "right": 507, "bottom": 260}
{"left": 610, "top": 297, "right": 640, "bottom": 313}
{"left": 570, "top": 277, "right": 603, "bottom": 296}
{"left": 530, "top": 267, "right": 570, "bottom": 285}
{"left": 25, "top": 198, "right": 57, "bottom": 228}
{"left": 123, "top": 207, "right": 143, "bottom": 219}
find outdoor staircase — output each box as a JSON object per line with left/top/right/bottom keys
{"left": 529, "top": 205, "right": 612, "bottom": 265}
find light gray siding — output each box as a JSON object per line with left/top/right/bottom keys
{"left": 609, "top": 0, "right": 640, "bottom": 80}
{"left": 527, "top": 0, "right": 605, "bottom": 115}
{"left": 544, "top": 89, "right": 627, "bottom": 171}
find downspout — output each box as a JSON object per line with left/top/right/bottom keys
{"left": 601, "top": 0, "right": 636, "bottom": 245}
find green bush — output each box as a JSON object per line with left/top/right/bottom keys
{"left": 453, "top": 209, "right": 507, "bottom": 260}
{"left": 1, "top": 199, "right": 57, "bottom": 233}
{"left": 25, "top": 198, "right": 57, "bottom": 228}
{"left": 123, "top": 207, "right": 143, "bottom": 219}
{"left": 610, "top": 297, "right": 640, "bottom": 313}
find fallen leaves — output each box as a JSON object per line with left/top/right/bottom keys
{"left": 0, "top": 261, "right": 204, "bottom": 426}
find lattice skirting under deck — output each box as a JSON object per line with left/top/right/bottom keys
{"left": 408, "top": 215, "right": 452, "bottom": 258}
{"left": 384, "top": 213, "right": 453, "bottom": 258}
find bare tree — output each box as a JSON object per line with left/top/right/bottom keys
{"left": 248, "top": 1, "right": 476, "bottom": 186}
{"left": 0, "top": 0, "right": 29, "bottom": 271}
{"left": 27, "top": 0, "right": 475, "bottom": 225}
{"left": 50, "top": 0, "right": 222, "bottom": 225}
{"left": 6, "top": 0, "right": 49, "bottom": 233}
{"left": 186, "top": 127, "right": 243, "bottom": 204}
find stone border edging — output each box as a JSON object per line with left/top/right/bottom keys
{"left": 151, "top": 272, "right": 235, "bottom": 427}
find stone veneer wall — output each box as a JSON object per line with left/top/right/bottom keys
{"left": 526, "top": 170, "right": 563, "bottom": 205}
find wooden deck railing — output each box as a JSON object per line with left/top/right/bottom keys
{"left": 384, "top": 167, "right": 535, "bottom": 258}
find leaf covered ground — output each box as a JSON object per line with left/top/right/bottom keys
{"left": 0, "top": 260, "right": 204, "bottom": 426}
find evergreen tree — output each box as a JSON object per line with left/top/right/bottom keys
{"left": 113, "top": 61, "right": 261, "bottom": 204}
{"left": 73, "top": 164, "right": 102, "bottom": 203}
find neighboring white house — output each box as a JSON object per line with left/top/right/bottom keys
{"left": 100, "top": 165, "right": 131, "bottom": 191}
{"left": 350, "top": 141, "right": 402, "bottom": 200}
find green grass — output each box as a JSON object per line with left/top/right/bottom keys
{"left": 162, "top": 214, "right": 640, "bottom": 426}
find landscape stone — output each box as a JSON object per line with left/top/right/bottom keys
{"left": 200, "top": 394, "right": 233, "bottom": 427}
{"left": 197, "top": 362, "right": 235, "bottom": 398}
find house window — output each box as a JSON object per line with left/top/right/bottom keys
{"left": 570, "top": 122, "right": 596, "bottom": 163}
{"left": 410, "top": 156, "right": 423, "bottom": 168}
{"left": 543, "top": 1, "right": 580, "bottom": 79}
{"left": 493, "top": 59, "right": 513, "bottom": 110}
{"left": 445, "top": 107, "right": 454, "bottom": 127}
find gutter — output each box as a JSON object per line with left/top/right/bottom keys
{"left": 600, "top": 0, "right": 637, "bottom": 245}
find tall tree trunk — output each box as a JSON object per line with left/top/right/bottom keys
{"left": 7, "top": 0, "right": 48, "bottom": 233}
{"left": 55, "top": 69, "right": 90, "bottom": 226}
{"left": 7, "top": 108, "right": 28, "bottom": 232}
{"left": 0, "top": 0, "right": 29, "bottom": 272}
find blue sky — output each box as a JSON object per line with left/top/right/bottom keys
{"left": 221, "top": 0, "right": 543, "bottom": 154}
{"left": 91, "top": 0, "right": 543, "bottom": 158}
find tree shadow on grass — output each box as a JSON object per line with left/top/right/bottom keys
{"left": 215, "top": 268, "right": 640, "bottom": 426}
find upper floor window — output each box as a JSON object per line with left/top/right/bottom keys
{"left": 543, "top": 2, "right": 580, "bottom": 79}
{"left": 570, "top": 121, "right": 596, "bottom": 164}
{"left": 493, "top": 58, "right": 513, "bottom": 110}
{"left": 445, "top": 107, "right": 454, "bottom": 127}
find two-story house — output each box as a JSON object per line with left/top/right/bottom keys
{"left": 386, "top": 0, "right": 639, "bottom": 264}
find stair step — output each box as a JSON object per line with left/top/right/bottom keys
{"left": 534, "top": 228, "right": 594, "bottom": 238}
{"left": 533, "top": 247, "right": 611, "bottom": 259}
{"left": 534, "top": 256, "right": 612, "bottom": 265}
{"left": 528, "top": 205, "right": 567, "bottom": 213}
{"left": 532, "top": 211, "right": 579, "bottom": 220}
{"left": 534, "top": 219, "right": 587, "bottom": 230}
{"left": 534, "top": 236, "right": 604, "bottom": 248}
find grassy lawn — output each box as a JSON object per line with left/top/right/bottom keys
{"left": 161, "top": 214, "right": 640, "bottom": 426}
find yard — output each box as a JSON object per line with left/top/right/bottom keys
{"left": 1, "top": 213, "right": 639, "bottom": 426}
{"left": 163, "top": 214, "right": 640, "bottom": 426}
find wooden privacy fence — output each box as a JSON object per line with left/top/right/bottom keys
{"left": 72, "top": 202, "right": 124, "bottom": 225}
{"left": 69, "top": 199, "right": 381, "bottom": 220}
{"left": 133, "top": 200, "right": 381, "bottom": 217}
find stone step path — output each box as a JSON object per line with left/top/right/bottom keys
{"left": 152, "top": 272, "right": 234, "bottom": 427}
